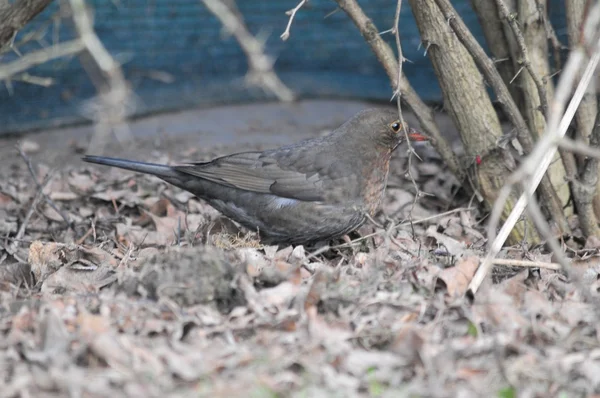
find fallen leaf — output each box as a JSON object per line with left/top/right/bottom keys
{"left": 390, "top": 325, "right": 423, "bottom": 366}
{"left": 436, "top": 256, "right": 479, "bottom": 297}
{"left": 426, "top": 225, "right": 467, "bottom": 256}
{"left": 67, "top": 173, "right": 96, "bottom": 194}
{"left": 28, "top": 241, "right": 119, "bottom": 282}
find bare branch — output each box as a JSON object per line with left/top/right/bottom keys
{"left": 202, "top": 0, "right": 294, "bottom": 102}
{"left": 68, "top": 0, "right": 134, "bottom": 152}
{"left": 0, "top": 39, "right": 84, "bottom": 80}
{"left": 69, "top": 0, "right": 118, "bottom": 77}
{"left": 280, "top": 0, "right": 306, "bottom": 41}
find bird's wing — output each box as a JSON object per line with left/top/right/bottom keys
{"left": 173, "top": 151, "right": 329, "bottom": 202}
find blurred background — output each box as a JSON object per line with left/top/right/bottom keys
{"left": 0, "top": 0, "right": 567, "bottom": 136}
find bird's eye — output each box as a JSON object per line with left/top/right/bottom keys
{"left": 391, "top": 121, "right": 401, "bottom": 132}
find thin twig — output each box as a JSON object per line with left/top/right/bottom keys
{"left": 492, "top": 258, "right": 561, "bottom": 270}
{"left": 281, "top": 0, "right": 307, "bottom": 41}
{"left": 329, "top": 207, "right": 475, "bottom": 249}
{"left": 304, "top": 208, "right": 475, "bottom": 262}
{"left": 0, "top": 39, "right": 84, "bottom": 80}
{"left": 392, "top": 0, "right": 422, "bottom": 235}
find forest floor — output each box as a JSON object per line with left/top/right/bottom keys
{"left": 1, "top": 100, "right": 599, "bottom": 397}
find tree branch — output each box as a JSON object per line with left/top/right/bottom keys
{"left": 0, "top": 0, "right": 53, "bottom": 50}
{"left": 203, "top": 0, "right": 295, "bottom": 102}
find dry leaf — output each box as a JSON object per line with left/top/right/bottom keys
{"left": 41, "top": 265, "right": 116, "bottom": 295}
{"left": 436, "top": 256, "right": 479, "bottom": 297}
{"left": 28, "top": 241, "right": 119, "bottom": 282}
{"left": 390, "top": 325, "right": 423, "bottom": 366}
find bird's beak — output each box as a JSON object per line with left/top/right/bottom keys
{"left": 405, "top": 128, "right": 429, "bottom": 142}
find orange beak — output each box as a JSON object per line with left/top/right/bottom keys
{"left": 406, "top": 128, "right": 430, "bottom": 142}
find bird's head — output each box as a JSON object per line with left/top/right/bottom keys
{"left": 339, "top": 108, "right": 429, "bottom": 152}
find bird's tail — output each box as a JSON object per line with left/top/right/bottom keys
{"left": 82, "top": 156, "right": 180, "bottom": 179}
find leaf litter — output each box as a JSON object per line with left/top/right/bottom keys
{"left": 0, "top": 140, "right": 599, "bottom": 397}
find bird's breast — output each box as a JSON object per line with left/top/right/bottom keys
{"left": 361, "top": 152, "right": 391, "bottom": 216}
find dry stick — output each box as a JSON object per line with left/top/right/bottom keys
{"left": 0, "top": 39, "right": 84, "bottom": 80}
{"left": 495, "top": 0, "right": 549, "bottom": 117}
{"left": 281, "top": 0, "right": 307, "bottom": 41}
{"left": 202, "top": 0, "right": 294, "bottom": 102}
{"left": 433, "top": 0, "right": 568, "bottom": 233}
{"left": 468, "top": 8, "right": 600, "bottom": 295}
{"left": 492, "top": 258, "right": 561, "bottom": 270}
{"left": 332, "top": 0, "right": 466, "bottom": 189}
{"left": 17, "top": 145, "right": 71, "bottom": 226}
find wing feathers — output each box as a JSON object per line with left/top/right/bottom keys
{"left": 173, "top": 152, "right": 326, "bottom": 202}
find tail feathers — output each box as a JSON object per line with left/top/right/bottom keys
{"left": 82, "top": 155, "right": 180, "bottom": 179}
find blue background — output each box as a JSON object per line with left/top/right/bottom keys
{"left": 0, "top": 0, "right": 567, "bottom": 134}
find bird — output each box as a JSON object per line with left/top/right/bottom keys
{"left": 82, "top": 108, "right": 428, "bottom": 246}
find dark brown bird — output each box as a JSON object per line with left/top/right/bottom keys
{"left": 83, "top": 109, "right": 427, "bottom": 245}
